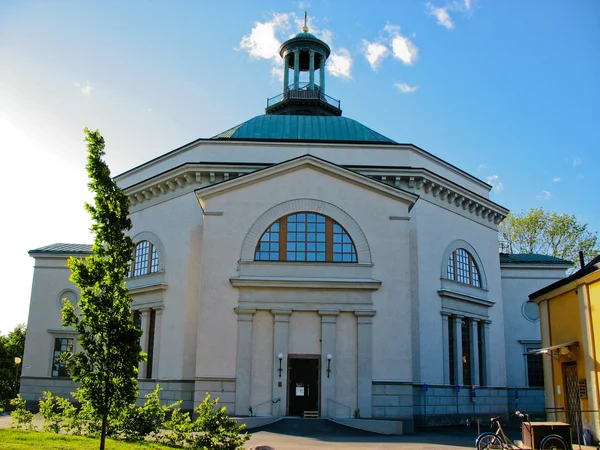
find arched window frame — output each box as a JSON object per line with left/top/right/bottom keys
{"left": 440, "top": 239, "right": 487, "bottom": 290}
{"left": 447, "top": 248, "right": 482, "bottom": 287}
{"left": 128, "top": 232, "right": 165, "bottom": 278}
{"left": 254, "top": 211, "right": 358, "bottom": 263}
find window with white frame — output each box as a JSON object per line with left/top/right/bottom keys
{"left": 128, "top": 240, "right": 160, "bottom": 277}
{"left": 447, "top": 248, "right": 481, "bottom": 287}
{"left": 525, "top": 345, "right": 544, "bottom": 387}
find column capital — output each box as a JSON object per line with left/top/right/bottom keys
{"left": 319, "top": 309, "right": 340, "bottom": 323}
{"left": 139, "top": 307, "right": 152, "bottom": 314}
{"left": 453, "top": 314, "right": 465, "bottom": 320}
{"left": 441, "top": 311, "right": 452, "bottom": 317}
{"left": 355, "top": 309, "right": 376, "bottom": 324}
{"left": 482, "top": 319, "right": 492, "bottom": 325}
{"left": 271, "top": 308, "right": 293, "bottom": 322}
{"left": 152, "top": 306, "right": 164, "bottom": 312}
{"left": 234, "top": 307, "right": 256, "bottom": 321}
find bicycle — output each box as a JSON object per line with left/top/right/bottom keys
{"left": 476, "top": 411, "right": 569, "bottom": 450}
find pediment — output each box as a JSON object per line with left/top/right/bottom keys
{"left": 194, "top": 154, "right": 418, "bottom": 211}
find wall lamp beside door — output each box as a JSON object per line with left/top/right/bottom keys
{"left": 326, "top": 354, "right": 332, "bottom": 378}
{"left": 277, "top": 353, "right": 283, "bottom": 377}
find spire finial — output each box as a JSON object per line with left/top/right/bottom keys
{"left": 302, "top": 12, "right": 309, "bottom": 33}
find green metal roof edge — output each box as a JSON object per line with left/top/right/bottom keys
{"left": 29, "top": 243, "right": 93, "bottom": 254}
{"left": 499, "top": 253, "right": 573, "bottom": 265}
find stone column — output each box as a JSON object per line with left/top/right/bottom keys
{"left": 138, "top": 308, "right": 151, "bottom": 379}
{"left": 309, "top": 50, "right": 315, "bottom": 90}
{"left": 453, "top": 315, "right": 464, "bottom": 386}
{"left": 319, "top": 56, "right": 325, "bottom": 94}
{"left": 271, "top": 309, "right": 292, "bottom": 417}
{"left": 481, "top": 320, "right": 491, "bottom": 387}
{"left": 293, "top": 51, "right": 300, "bottom": 89}
{"left": 234, "top": 308, "right": 256, "bottom": 415}
{"left": 283, "top": 55, "right": 290, "bottom": 93}
{"left": 319, "top": 309, "right": 339, "bottom": 416}
{"left": 151, "top": 307, "right": 164, "bottom": 379}
{"left": 355, "top": 310, "right": 376, "bottom": 418}
{"left": 441, "top": 312, "right": 451, "bottom": 384}
{"left": 470, "top": 319, "right": 480, "bottom": 386}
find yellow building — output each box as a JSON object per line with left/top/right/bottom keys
{"left": 530, "top": 255, "right": 600, "bottom": 444}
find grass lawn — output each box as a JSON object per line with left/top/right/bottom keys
{"left": 0, "top": 429, "right": 176, "bottom": 449}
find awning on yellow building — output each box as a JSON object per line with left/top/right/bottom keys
{"left": 525, "top": 341, "right": 579, "bottom": 358}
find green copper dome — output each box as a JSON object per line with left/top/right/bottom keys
{"left": 211, "top": 115, "right": 395, "bottom": 144}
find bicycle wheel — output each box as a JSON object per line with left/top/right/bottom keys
{"left": 540, "top": 434, "right": 568, "bottom": 450}
{"left": 476, "top": 432, "right": 505, "bottom": 450}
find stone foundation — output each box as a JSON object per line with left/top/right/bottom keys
{"left": 194, "top": 378, "right": 236, "bottom": 414}
{"left": 372, "top": 382, "right": 414, "bottom": 433}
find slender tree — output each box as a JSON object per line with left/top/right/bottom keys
{"left": 499, "top": 207, "right": 599, "bottom": 269}
{"left": 62, "top": 128, "right": 142, "bottom": 450}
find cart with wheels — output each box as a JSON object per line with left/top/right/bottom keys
{"left": 476, "top": 412, "right": 572, "bottom": 449}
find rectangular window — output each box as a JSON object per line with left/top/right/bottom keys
{"left": 146, "top": 310, "right": 156, "bottom": 379}
{"left": 526, "top": 347, "right": 544, "bottom": 387}
{"left": 462, "top": 320, "right": 472, "bottom": 385}
{"left": 448, "top": 317, "right": 455, "bottom": 385}
{"left": 52, "top": 337, "right": 74, "bottom": 377}
{"left": 478, "top": 322, "right": 485, "bottom": 386}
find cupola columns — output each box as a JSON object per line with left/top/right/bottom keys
{"left": 265, "top": 15, "right": 341, "bottom": 116}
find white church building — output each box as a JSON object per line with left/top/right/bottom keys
{"left": 21, "top": 27, "right": 571, "bottom": 431}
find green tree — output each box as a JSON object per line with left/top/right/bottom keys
{"left": 499, "top": 207, "right": 599, "bottom": 268}
{"left": 0, "top": 324, "right": 26, "bottom": 407}
{"left": 62, "top": 128, "right": 143, "bottom": 450}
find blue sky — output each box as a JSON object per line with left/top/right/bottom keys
{"left": 1, "top": 0, "right": 598, "bottom": 333}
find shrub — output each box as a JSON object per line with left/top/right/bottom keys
{"left": 39, "top": 391, "right": 62, "bottom": 433}
{"left": 159, "top": 407, "right": 194, "bottom": 447}
{"left": 189, "top": 394, "right": 250, "bottom": 450}
{"left": 10, "top": 395, "right": 34, "bottom": 430}
{"left": 112, "top": 385, "right": 181, "bottom": 441}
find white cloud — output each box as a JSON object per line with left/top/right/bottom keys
{"left": 536, "top": 191, "right": 552, "bottom": 199}
{"left": 73, "top": 81, "right": 93, "bottom": 95}
{"left": 327, "top": 48, "right": 352, "bottom": 79}
{"left": 426, "top": 3, "right": 454, "bottom": 29}
{"left": 394, "top": 82, "right": 419, "bottom": 94}
{"left": 486, "top": 175, "right": 504, "bottom": 192}
{"left": 238, "top": 13, "right": 291, "bottom": 62}
{"left": 573, "top": 156, "right": 582, "bottom": 167}
{"left": 464, "top": 0, "right": 472, "bottom": 10}
{"left": 390, "top": 32, "right": 419, "bottom": 65}
{"left": 552, "top": 176, "right": 561, "bottom": 182}
{"left": 576, "top": 173, "right": 584, "bottom": 179}
{"left": 362, "top": 40, "right": 388, "bottom": 70}
{"left": 298, "top": 1, "right": 311, "bottom": 8}
{"left": 477, "top": 163, "right": 487, "bottom": 172}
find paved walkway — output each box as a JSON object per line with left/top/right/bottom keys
{"left": 244, "top": 418, "right": 480, "bottom": 449}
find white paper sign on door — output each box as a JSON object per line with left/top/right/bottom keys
{"left": 296, "top": 386, "right": 305, "bottom": 396}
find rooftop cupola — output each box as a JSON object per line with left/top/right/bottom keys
{"left": 266, "top": 13, "right": 342, "bottom": 116}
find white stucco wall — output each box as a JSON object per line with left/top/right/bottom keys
{"left": 500, "top": 264, "right": 569, "bottom": 388}
{"left": 22, "top": 254, "right": 81, "bottom": 379}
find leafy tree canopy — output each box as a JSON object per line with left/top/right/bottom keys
{"left": 499, "top": 207, "right": 599, "bottom": 267}
{"left": 62, "top": 128, "right": 143, "bottom": 450}
{"left": 0, "top": 324, "right": 26, "bottom": 405}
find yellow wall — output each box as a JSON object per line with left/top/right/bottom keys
{"left": 589, "top": 280, "right": 600, "bottom": 412}
{"left": 548, "top": 289, "right": 584, "bottom": 416}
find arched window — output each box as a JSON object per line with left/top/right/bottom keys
{"left": 129, "top": 240, "right": 160, "bottom": 277}
{"left": 447, "top": 248, "right": 481, "bottom": 287}
{"left": 255, "top": 212, "right": 357, "bottom": 263}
